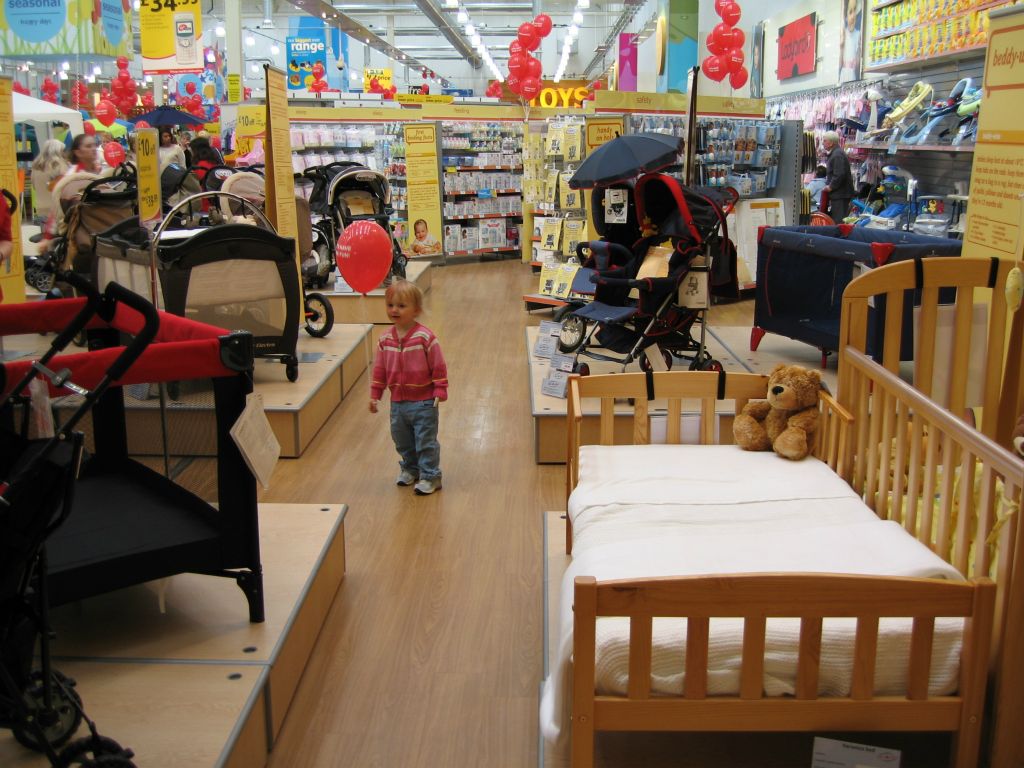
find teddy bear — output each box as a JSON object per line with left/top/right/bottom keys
{"left": 1013, "top": 412, "right": 1024, "bottom": 459}
{"left": 733, "top": 363, "right": 822, "bottom": 461}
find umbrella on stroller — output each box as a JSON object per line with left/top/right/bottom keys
{"left": 130, "top": 105, "right": 206, "bottom": 127}
{"left": 568, "top": 132, "right": 684, "bottom": 190}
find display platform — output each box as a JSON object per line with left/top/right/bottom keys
{"left": 2, "top": 324, "right": 372, "bottom": 458}
{"left": 710, "top": 326, "right": 839, "bottom": 393}
{"left": 526, "top": 327, "right": 744, "bottom": 464}
{"left": 523, "top": 293, "right": 567, "bottom": 313}
{"left": 323, "top": 261, "right": 433, "bottom": 325}
{"left": 0, "top": 502, "right": 347, "bottom": 767}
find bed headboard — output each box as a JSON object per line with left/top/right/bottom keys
{"left": 838, "top": 256, "right": 1024, "bottom": 449}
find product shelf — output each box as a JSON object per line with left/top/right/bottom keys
{"left": 445, "top": 246, "right": 520, "bottom": 257}
{"left": 444, "top": 188, "right": 521, "bottom": 196}
{"left": 444, "top": 213, "right": 522, "bottom": 221}
{"left": 849, "top": 143, "right": 975, "bottom": 153}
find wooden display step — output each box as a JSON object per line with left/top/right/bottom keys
{"left": 321, "top": 261, "right": 433, "bottom": 322}
{"left": 0, "top": 502, "right": 348, "bottom": 767}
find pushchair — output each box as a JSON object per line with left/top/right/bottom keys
{"left": 556, "top": 173, "right": 738, "bottom": 373}
{"left": 0, "top": 275, "right": 150, "bottom": 766}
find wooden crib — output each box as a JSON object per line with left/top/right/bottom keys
{"left": 557, "top": 257, "right": 1024, "bottom": 767}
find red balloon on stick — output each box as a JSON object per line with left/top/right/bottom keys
{"left": 211, "top": 135, "right": 222, "bottom": 149}
{"left": 335, "top": 220, "right": 393, "bottom": 294}
{"left": 533, "top": 13, "right": 552, "bottom": 37}
{"left": 710, "top": 23, "right": 733, "bottom": 52}
{"left": 729, "top": 66, "right": 749, "bottom": 90}
{"left": 312, "top": 62, "right": 325, "bottom": 80}
{"left": 116, "top": 55, "right": 129, "bottom": 70}
{"left": 720, "top": 1, "right": 741, "bottom": 26}
{"left": 725, "top": 47, "right": 745, "bottom": 73}
{"left": 95, "top": 99, "right": 117, "bottom": 127}
{"left": 517, "top": 22, "right": 540, "bottom": 51}
{"left": 117, "top": 69, "right": 131, "bottom": 83}
{"left": 702, "top": 55, "right": 727, "bottom": 82}
{"left": 103, "top": 141, "right": 126, "bottom": 166}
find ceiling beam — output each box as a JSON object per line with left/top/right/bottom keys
{"left": 409, "top": 0, "right": 483, "bottom": 68}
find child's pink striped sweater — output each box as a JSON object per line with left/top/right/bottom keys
{"left": 370, "top": 323, "right": 449, "bottom": 402}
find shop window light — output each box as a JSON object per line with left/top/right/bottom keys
{"left": 573, "top": 10, "right": 583, "bottom": 24}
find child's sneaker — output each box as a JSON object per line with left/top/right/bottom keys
{"left": 414, "top": 477, "right": 442, "bottom": 495}
{"left": 396, "top": 470, "right": 418, "bottom": 486}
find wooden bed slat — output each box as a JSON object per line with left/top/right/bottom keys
{"left": 851, "top": 616, "right": 879, "bottom": 701}
{"left": 571, "top": 576, "right": 598, "bottom": 768}
{"left": 666, "top": 398, "right": 682, "bottom": 444}
{"left": 948, "top": 289, "right": 974, "bottom": 418}
{"left": 627, "top": 616, "right": 652, "bottom": 700}
{"left": 907, "top": 617, "right": 935, "bottom": 701}
{"left": 684, "top": 617, "right": 709, "bottom": 699}
{"left": 795, "top": 617, "right": 822, "bottom": 700}
{"left": 881, "top": 288, "right": 904, "bottom": 373}
{"left": 915, "top": 285, "right": 940, "bottom": 401}
{"left": 740, "top": 617, "right": 766, "bottom": 700}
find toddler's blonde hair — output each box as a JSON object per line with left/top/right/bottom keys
{"left": 385, "top": 280, "right": 424, "bottom": 312}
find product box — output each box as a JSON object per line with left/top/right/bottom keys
{"left": 479, "top": 219, "right": 506, "bottom": 248}
{"left": 443, "top": 224, "right": 462, "bottom": 252}
{"left": 460, "top": 224, "right": 479, "bottom": 252}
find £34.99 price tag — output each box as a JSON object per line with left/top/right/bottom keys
{"left": 139, "top": 0, "right": 203, "bottom": 75}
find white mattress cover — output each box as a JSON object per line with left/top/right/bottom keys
{"left": 542, "top": 445, "right": 965, "bottom": 751}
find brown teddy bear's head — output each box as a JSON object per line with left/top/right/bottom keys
{"left": 766, "top": 364, "right": 822, "bottom": 411}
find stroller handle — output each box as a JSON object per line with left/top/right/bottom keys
{"left": 100, "top": 280, "right": 161, "bottom": 383}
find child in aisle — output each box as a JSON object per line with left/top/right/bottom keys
{"left": 369, "top": 280, "right": 448, "bottom": 495}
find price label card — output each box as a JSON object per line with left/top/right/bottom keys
{"left": 534, "top": 333, "right": 557, "bottom": 359}
{"left": 538, "top": 320, "right": 562, "bottom": 337}
{"left": 135, "top": 128, "right": 161, "bottom": 226}
{"left": 541, "top": 369, "right": 570, "bottom": 398}
{"left": 811, "top": 737, "right": 900, "bottom": 768}
{"left": 550, "top": 352, "right": 575, "bottom": 373}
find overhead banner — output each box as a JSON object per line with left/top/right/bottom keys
{"left": 0, "top": 79, "right": 25, "bottom": 305}
{"left": 288, "top": 16, "right": 349, "bottom": 92}
{"left": 139, "top": 1, "right": 203, "bottom": 75}
{"left": 286, "top": 33, "right": 328, "bottom": 91}
{"left": 618, "top": 33, "right": 639, "bottom": 92}
{"left": 402, "top": 123, "right": 443, "bottom": 260}
{"left": 962, "top": 5, "right": 1024, "bottom": 260}
{"left": 0, "top": 0, "right": 131, "bottom": 57}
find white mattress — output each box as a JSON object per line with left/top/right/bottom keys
{"left": 541, "top": 444, "right": 966, "bottom": 751}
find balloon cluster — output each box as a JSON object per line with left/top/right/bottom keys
{"left": 485, "top": 80, "right": 503, "bottom": 99}
{"left": 110, "top": 55, "right": 139, "bottom": 117}
{"left": 40, "top": 76, "right": 60, "bottom": 104}
{"left": 420, "top": 68, "right": 435, "bottom": 80}
{"left": 181, "top": 80, "right": 207, "bottom": 120}
{"left": 505, "top": 13, "right": 551, "bottom": 101}
{"left": 309, "top": 61, "right": 329, "bottom": 93}
{"left": 368, "top": 77, "right": 399, "bottom": 100}
{"left": 71, "top": 80, "right": 89, "bottom": 109}
{"left": 703, "top": 0, "right": 748, "bottom": 90}
{"left": 13, "top": 82, "right": 30, "bottom": 96}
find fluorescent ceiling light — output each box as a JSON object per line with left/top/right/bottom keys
{"left": 270, "top": 44, "right": 280, "bottom": 54}
{"left": 145, "top": 75, "right": 152, "bottom": 83}
{"left": 456, "top": 9, "right": 468, "bottom": 23}
{"left": 59, "top": 71, "right": 68, "bottom": 80}
{"left": 245, "top": 34, "right": 256, "bottom": 46}
{"left": 573, "top": 10, "right": 583, "bottom": 24}
{"left": 215, "top": 24, "right": 226, "bottom": 37}
{"left": 92, "top": 65, "right": 101, "bottom": 75}
{"left": 569, "top": 23, "right": 579, "bottom": 36}
{"left": 465, "top": 23, "right": 474, "bottom": 35}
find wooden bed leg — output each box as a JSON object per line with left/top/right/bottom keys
{"left": 571, "top": 577, "right": 597, "bottom": 768}
{"left": 951, "top": 579, "right": 996, "bottom": 768}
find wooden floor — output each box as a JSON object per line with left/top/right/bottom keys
{"left": 262, "top": 261, "right": 754, "bottom": 767}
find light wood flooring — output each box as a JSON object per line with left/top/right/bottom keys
{"left": 261, "top": 262, "right": 753, "bottom": 767}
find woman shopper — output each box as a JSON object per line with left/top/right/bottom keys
{"left": 30, "top": 139, "right": 69, "bottom": 223}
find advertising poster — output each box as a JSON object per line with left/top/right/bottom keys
{"left": 0, "top": 0, "right": 131, "bottom": 57}
{"left": 618, "top": 33, "right": 639, "bottom": 92}
{"left": 963, "top": 6, "right": 1024, "bottom": 261}
{"left": 364, "top": 67, "right": 393, "bottom": 93}
{"left": 402, "top": 123, "right": 444, "bottom": 259}
{"left": 838, "top": 0, "right": 863, "bottom": 84}
{"left": 286, "top": 33, "right": 328, "bottom": 91}
{"left": 234, "top": 104, "right": 265, "bottom": 156}
{"left": 140, "top": 2, "right": 203, "bottom": 75}
{"left": 288, "top": 16, "right": 348, "bottom": 91}
{"left": 776, "top": 12, "right": 817, "bottom": 81}
{"left": 263, "top": 66, "right": 300, "bottom": 269}
{"left": 0, "top": 78, "right": 24, "bottom": 305}
{"left": 749, "top": 22, "right": 765, "bottom": 99}
{"left": 665, "top": 0, "right": 698, "bottom": 93}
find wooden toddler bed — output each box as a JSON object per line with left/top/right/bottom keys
{"left": 547, "top": 256, "right": 1024, "bottom": 768}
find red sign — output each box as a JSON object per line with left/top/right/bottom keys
{"left": 776, "top": 12, "right": 817, "bottom": 81}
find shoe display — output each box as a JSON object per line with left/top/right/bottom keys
{"left": 396, "top": 470, "right": 418, "bottom": 486}
{"left": 414, "top": 477, "right": 442, "bottom": 495}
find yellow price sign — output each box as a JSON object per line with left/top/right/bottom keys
{"left": 136, "top": 128, "right": 161, "bottom": 226}
{"left": 227, "top": 74, "right": 242, "bottom": 104}
{"left": 139, "top": 0, "right": 203, "bottom": 75}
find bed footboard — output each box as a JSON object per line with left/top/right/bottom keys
{"left": 571, "top": 573, "right": 995, "bottom": 768}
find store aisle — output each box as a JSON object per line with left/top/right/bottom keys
{"left": 264, "top": 260, "right": 564, "bottom": 767}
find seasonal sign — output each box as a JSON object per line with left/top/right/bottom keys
{"left": 0, "top": 0, "right": 132, "bottom": 57}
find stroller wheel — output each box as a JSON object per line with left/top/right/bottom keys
{"left": 13, "top": 671, "right": 83, "bottom": 752}
{"left": 303, "top": 293, "right": 334, "bottom": 338}
{"left": 285, "top": 361, "right": 299, "bottom": 383}
{"left": 27, "top": 268, "right": 55, "bottom": 293}
{"left": 692, "top": 357, "right": 724, "bottom": 372}
{"left": 573, "top": 362, "right": 590, "bottom": 377}
{"left": 58, "top": 734, "right": 136, "bottom": 767}
{"left": 639, "top": 348, "right": 673, "bottom": 372}
{"left": 557, "top": 316, "right": 587, "bottom": 353}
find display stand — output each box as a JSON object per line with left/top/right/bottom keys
{"left": 0, "top": 502, "right": 348, "bottom": 767}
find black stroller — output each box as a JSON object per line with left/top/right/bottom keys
{"left": 0, "top": 275, "right": 151, "bottom": 766}
{"left": 301, "top": 162, "right": 407, "bottom": 289}
{"left": 556, "top": 173, "right": 738, "bottom": 373}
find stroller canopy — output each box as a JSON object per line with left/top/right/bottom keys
{"left": 326, "top": 165, "right": 391, "bottom": 209}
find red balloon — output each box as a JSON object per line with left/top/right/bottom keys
{"left": 524, "top": 55, "right": 542, "bottom": 79}
{"left": 141, "top": 93, "right": 155, "bottom": 108}
{"left": 117, "top": 69, "right": 131, "bottom": 83}
{"left": 727, "top": 26, "right": 745, "bottom": 48}
{"left": 533, "top": 13, "right": 552, "bottom": 37}
{"left": 711, "top": 23, "right": 733, "bottom": 52}
{"left": 103, "top": 141, "right": 126, "bottom": 166}
{"left": 83, "top": 122, "right": 96, "bottom": 136}
{"left": 508, "top": 53, "right": 527, "bottom": 76}
{"left": 382, "top": 90, "right": 394, "bottom": 100}
{"left": 421, "top": 83, "right": 430, "bottom": 95}
{"left": 506, "top": 73, "right": 522, "bottom": 94}
{"left": 592, "top": 81, "right": 602, "bottom": 90}
{"left": 185, "top": 81, "right": 197, "bottom": 95}
{"left": 509, "top": 39, "right": 523, "bottom": 57}
{"left": 116, "top": 55, "right": 129, "bottom": 70}
{"left": 312, "top": 62, "right": 325, "bottom": 80}
{"left": 111, "top": 79, "right": 126, "bottom": 97}
{"left": 135, "top": 120, "right": 150, "bottom": 129}
{"left": 517, "top": 22, "right": 540, "bottom": 51}
{"left": 725, "top": 47, "right": 745, "bottom": 73}
{"left": 95, "top": 99, "right": 117, "bottom": 127}
{"left": 520, "top": 77, "right": 541, "bottom": 100}
{"left": 211, "top": 135, "right": 222, "bottom": 149}
{"left": 729, "top": 66, "right": 749, "bottom": 90}
{"left": 335, "top": 220, "right": 393, "bottom": 294}
{"left": 706, "top": 31, "right": 727, "bottom": 56}
{"left": 720, "top": 1, "right": 741, "bottom": 26}
{"left": 210, "top": 105, "right": 221, "bottom": 120}
{"left": 702, "top": 55, "right": 727, "bottom": 82}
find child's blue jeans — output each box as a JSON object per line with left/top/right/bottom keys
{"left": 390, "top": 399, "right": 441, "bottom": 481}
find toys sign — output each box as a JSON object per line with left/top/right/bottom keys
{"left": 776, "top": 12, "right": 817, "bottom": 81}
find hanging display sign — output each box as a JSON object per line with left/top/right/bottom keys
{"left": 364, "top": 68, "right": 393, "bottom": 92}
{"left": 525, "top": 80, "right": 591, "bottom": 109}
{"left": 235, "top": 104, "right": 265, "bottom": 156}
{"left": 226, "top": 73, "right": 242, "bottom": 104}
{"left": 776, "top": 12, "right": 817, "bottom": 80}
{"left": 962, "top": 6, "right": 1024, "bottom": 260}
{"left": 0, "top": 0, "right": 131, "bottom": 57}
{"left": 263, "top": 65, "right": 302, "bottom": 301}
{"left": 135, "top": 127, "right": 161, "bottom": 228}
{"left": 139, "top": 2, "right": 203, "bottom": 75}
{"left": 286, "top": 34, "right": 328, "bottom": 91}
{"left": 618, "top": 33, "right": 639, "bottom": 92}
{"left": 402, "top": 123, "right": 444, "bottom": 259}
{"left": 0, "top": 78, "right": 24, "bottom": 305}
{"left": 585, "top": 116, "right": 624, "bottom": 154}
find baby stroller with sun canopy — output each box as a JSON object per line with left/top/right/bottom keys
{"left": 557, "top": 173, "right": 738, "bottom": 373}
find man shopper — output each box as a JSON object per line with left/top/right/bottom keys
{"left": 822, "top": 131, "right": 855, "bottom": 222}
